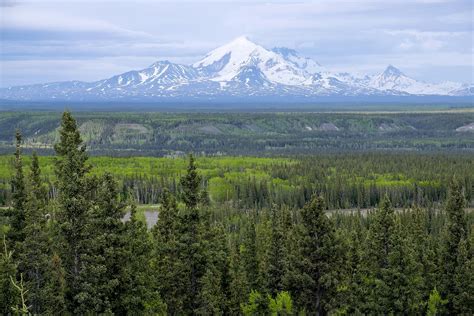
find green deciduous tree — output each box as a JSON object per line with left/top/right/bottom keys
{"left": 268, "top": 291, "right": 293, "bottom": 316}
{"left": 426, "top": 288, "right": 447, "bottom": 316}
{"left": 241, "top": 290, "right": 268, "bottom": 316}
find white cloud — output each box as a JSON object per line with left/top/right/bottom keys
{"left": 1, "top": 6, "right": 152, "bottom": 39}
{"left": 0, "top": 0, "right": 471, "bottom": 85}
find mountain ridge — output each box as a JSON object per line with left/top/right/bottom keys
{"left": 1, "top": 36, "right": 472, "bottom": 101}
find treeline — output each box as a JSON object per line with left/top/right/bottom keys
{"left": 1, "top": 112, "right": 473, "bottom": 314}
{"left": 1, "top": 111, "right": 473, "bottom": 156}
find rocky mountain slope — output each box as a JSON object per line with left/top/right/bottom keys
{"left": 1, "top": 36, "right": 472, "bottom": 101}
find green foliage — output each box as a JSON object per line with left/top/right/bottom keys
{"left": 0, "top": 236, "right": 18, "bottom": 314}
{"left": 7, "top": 130, "right": 27, "bottom": 252}
{"left": 268, "top": 291, "right": 293, "bottom": 316}
{"left": 286, "top": 196, "right": 343, "bottom": 314}
{"left": 0, "top": 152, "right": 472, "bottom": 210}
{"left": 21, "top": 151, "right": 59, "bottom": 314}
{"left": 441, "top": 180, "right": 469, "bottom": 312}
{"left": 1, "top": 110, "right": 473, "bottom": 155}
{"left": 54, "top": 111, "right": 94, "bottom": 312}
{"left": 180, "top": 154, "right": 202, "bottom": 210}
{"left": 152, "top": 190, "right": 187, "bottom": 314}
{"left": 119, "top": 202, "right": 165, "bottom": 314}
{"left": 241, "top": 290, "right": 268, "bottom": 315}
{"left": 1, "top": 111, "right": 473, "bottom": 315}
{"left": 426, "top": 288, "right": 447, "bottom": 316}
{"left": 10, "top": 273, "right": 29, "bottom": 314}
{"left": 266, "top": 206, "right": 287, "bottom": 296}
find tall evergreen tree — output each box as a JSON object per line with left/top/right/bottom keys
{"left": 8, "top": 130, "right": 27, "bottom": 252}
{"left": 365, "top": 196, "right": 395, "bottom": 272}
{"left": 242, "top": 220, "right": 260, "bottom": 293}
{"left": 451, "top": 237, "right": 473, "bottom": 313}
{"left": 21, "top": 152, "right": 57, "bottom": 314}
{"left": 228, "top": 243, "right": 249, "bottom": 315}
{"left": 76, "top": 173, "right": 126, "bottom": 313}
{"left": 42, "top": 253, "right": 67, "bottom": 315}
{"left": 0, "top": 237, "right": 18, "bottom": 314}
{"left": 266, "top": 206, "right": 286, "bottom": 296}
{"left": 180, "top": 154, "right": 201, "bottom": 210}
{"left": 178, "top": 154, "right": 207, "bottom": 313}
{"left": 54, "top": 111, "right": 95, "bottom": 311}
{"left": 383, "top": 217, "right": 423, "bottom": 314}
{"left": 441, "top": 180, "right": 469, "bottom": 312}
{"left": 153, "top": 189, "right": 187, "bottom": 314}
{"left": 197, "top": 224, "right": 229, "bottom": 315}
{"left": 341, "top": 213, "right": 369, "bottom": 314}
{"left": 363, "top": 196, "right": 396, "bottom": 313}
{"left": 119, "top": 200, "right": 165, "bottom": 314}
{"left": 408, "top": 207, "right": 437, "bottom": 306}
{"left": 286, "top": 195, "right": 342, "bottom": 314}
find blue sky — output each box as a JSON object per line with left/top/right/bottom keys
{"left": 1, "top": 0, "right": 472, "bottom": 87}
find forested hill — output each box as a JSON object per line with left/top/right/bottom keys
{"left": 0, "top": 110, "right": 473, "bottom": 155}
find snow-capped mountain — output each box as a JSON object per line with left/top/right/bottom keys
{"left": 1, "top": 36, "right": 472, "bottom": 101}
{"left": 193, "top": 36, "right": 311, "bottom": 86}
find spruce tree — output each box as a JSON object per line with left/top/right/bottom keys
{"left": 8, "top": 130, "right": 27, "bottom": 252}
{"left": 178, "top": 154, "right": 207, "bottom": 313}
{"left": 119, "top": 200, "right": 165, "bottom": 314}
{"left": 266, "top": 206, "right": 286, "bottom": 296}
{"left": 43, "top": 253, "right": 67, "bottom": 315}
{"left": 342, "top": 213, "right": 368, "bottom": 314}
{"left": 286, "top": 195, "right": 342, "bottom": 314}
{"left": 54, "top": 111, "right": 94, "bottom": 311}
{"left": 21, "top": 152, "right": 57, "bottom": 314}
{"left": 180, "top": 154, "right": 201, "bottom": 210}
{"left": 363, "top": 196, "right": 396, "bottom": 313}
{"left": 409, "top": 206, "right": 437, "bottom": 301}
{"left": 0, "top": 237, "right": 18, "bottom": 314}
{"left": 242, "top": 220, "right": 260, "bottom": 292}
{"left": 365, "top": 196, "right": 395, "bottom": 272}
{"left": 76, "top": 173, "right": 126, "bottom": 313}
{"left": 196, "top": 224, "right": 229, "bottom": 315}
{"left": 228, "top": 243, "right": 249, "bottom": 315}
{"left": 382, "top": 217, "right": 423, "bottom": 314}
{"left": 153, "top": 189, "right": 186, "bottom": 314}
{"left": 451, "top": 237, "right": 473, "bottom": 313}
{"left": 441, "top": 180, "right": 468, "bottom": 312}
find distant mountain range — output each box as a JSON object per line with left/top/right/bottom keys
{"left": 1, "top": 36, "right": 473, "bottom": 101}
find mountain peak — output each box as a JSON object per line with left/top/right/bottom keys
{"left": 1, "top": 37, "right": 470, "bottom": 100}
{"left": 383, "top": 65, "right": 403, "bottom": 77}
{"left": 193, "top": 35, "right": 267, "bottom": 79}
{"left": 227, "top": 35, "right": 254, "bottom": 45}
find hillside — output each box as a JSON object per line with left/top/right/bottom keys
{"left": 0, "top": 110, "right": 472, "bottom": 156}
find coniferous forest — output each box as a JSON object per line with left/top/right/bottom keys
{"left": 0, "top": 111, "right": 473, "bottom": 315}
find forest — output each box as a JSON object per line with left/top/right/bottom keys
{"left": 0, "top": 110, "right": 473, "bottom": 156}
{"left": 0, "top": 111, "right": 473, "bottom": 315}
